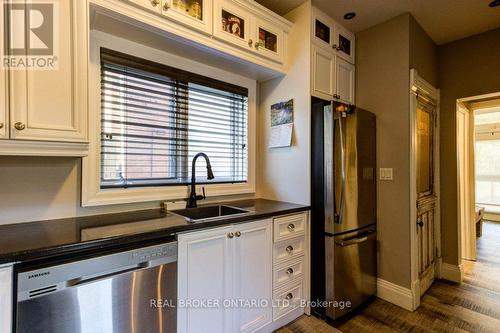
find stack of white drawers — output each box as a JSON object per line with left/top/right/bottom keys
{"left": 272, "top": 212, "right": 307, "bottom": 320}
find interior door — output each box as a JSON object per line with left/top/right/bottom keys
{"left": 232, "top": 220, "right": 272, "bottom": 333}
{"left": 416, "top": 99, "right": 438, "bottom": 295}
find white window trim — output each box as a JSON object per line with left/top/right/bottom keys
{"left": 82, "top": 31, "right": 256, "bottom": 207}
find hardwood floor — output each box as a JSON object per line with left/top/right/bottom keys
{"left": 278, "top": 221, "right": 500, "bottom": 333}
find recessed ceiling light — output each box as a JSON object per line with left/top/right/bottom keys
{"left": 343, "top": 12, "right": 356, "bottom": 20}
{"left": 489, "top": 0, "right": 500, "bottom": 7}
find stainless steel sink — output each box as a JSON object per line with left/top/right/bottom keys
{"left": 170, "top": 205, "right": 249, "bottom": 223}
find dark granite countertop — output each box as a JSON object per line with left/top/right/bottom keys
{"left": 0, "top": 199, "right": 309, "bottom": 266}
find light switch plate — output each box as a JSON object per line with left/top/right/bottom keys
{"left": 379, "top": 168, "right": 393, "bottom": 180}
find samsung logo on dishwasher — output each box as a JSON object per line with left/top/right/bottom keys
{"left": 28, "top": 271, "right": 50, "bottom": 279}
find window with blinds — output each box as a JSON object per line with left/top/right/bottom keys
{"left": 100, "top": 49, "right": 248, "bottom": 189}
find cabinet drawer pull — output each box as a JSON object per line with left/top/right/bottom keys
{"left": 0, "top": 122, "right": 3, "bottom": 129}
{"left": 287, "top": 223, "right": 295, "bottom": 231}
{"left": 286, "top": 293, "right": 293, "bottom": 300}
{"left": 227, "top": 232, "right": 234, "bottom": 239}
{"left": 14, "top": 122, "right": 26, "bottom": 130}
{"left": 235, "top": 231, "right": 241, "bottom": 237}
{"left": 285, "top": 245, "right": 293, "bottom": 253}
{"left": 286, "top": 268, "right": 294, "bottom": 275}
{"left": 151, "top": 0, "right": 160, "bottom": 6}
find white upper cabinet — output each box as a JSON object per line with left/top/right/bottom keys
{"left": 336, "top": 57, "right": 355, "bottom": 104}
{"left": 162, "top": 0, "right": 213, "bottom": 35}
{"left": 8, "top": 0, "right": 88, "bottom": 143}
{"left": 128, "top": 0, "right": 163, "bottom": 14}
{"left": 213, "top": 0, "right": 253, "bottom": 51}
{"left": 334, "top": 24, "right": 355, "bottom": 64}
{"left": 253, "top": 17, "right": 285, "bottom": 63}
{"left": 312, "top": 44, "right": 336, "bottom": 101}
{"left": 311, "top": 6, "right": 355, "bottom": 103}
{"left": 0, "top": 3, "right": 7, "bottom": 140}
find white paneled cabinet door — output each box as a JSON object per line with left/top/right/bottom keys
{"left": 128, "top": 0, "right": 163, "bottom": 14}
{"left": 0, "top": 3, "right": 7, "bottom": 139}
{"left": 9, "top": 0, "right": 88, "bottom": 142}
{"left": 162, "top": 0, "right": 213, "bottom": 35}
{"left": 335, "top": 57, "right": 355, "bottom": 104}
{"left": 253, "top": 18, "right": 284, "bottom": 64}
{"left": 312, "top": 44, "right": 335, "bottom": 101}
{"left": 177, "top": 226, "right": 233, "bottom": 333}
{"left": 233, "top": 219, "right": 272, "bottom": 333}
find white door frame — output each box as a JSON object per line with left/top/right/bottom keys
{"left": 456, "top": 102, "right": 476, "bottom": 261}
{"left": 456, "top": 93, "right": 500, "bottom": 263}
{"left": 409, "top": 69, "right": 440, "bottom": 310}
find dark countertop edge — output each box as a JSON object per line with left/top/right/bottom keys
{"left": 1, "top": 202, "right": 310, "bottom": 267}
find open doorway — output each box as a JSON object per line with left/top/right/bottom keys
{"left": 457, "top": 94, "right": 500, "bottom": 268}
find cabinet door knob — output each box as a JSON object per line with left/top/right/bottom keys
{"left": 151, "top": 0, "right": 160, "bottom": 6}
{"left": 163, "top": 1, "right": 170, "bottom": 10}
{"left": 254, "top": 42, "right": 262, "bottom": 49}
{"left": 286, "top": 268, "right": 294, "bottom": 275}
{"left": 14, "top": 122, "right": 26, "bottom": 130}
{"left": 235, "top": 231, "right": 241, "bottom": 237}
{"left": 286, "top": 293, "right": 293, "bottom": 300}
{"left": 285, "top": 245, "right": 294, "bottom": 253}
{"left": 332, "top": 44, "right": 337, "bottom": 49}
{"left": 227, "top": 232, "right": 234, "bottom": 239}
{"left": 248, "top": 39, "right": 253, "bottom": 47}
{"left": 287, "top": 223, "right": 295, "bottom": 231}
{"left": 0, "top": 122, "right": 3, "bottom": 129}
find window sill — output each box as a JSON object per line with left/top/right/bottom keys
{"left": 81, "top": 182, "right": 255, "bottom": 207}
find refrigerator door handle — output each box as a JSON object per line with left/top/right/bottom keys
{"left": 336, "top": 109, "right": 346, "bottom": 224}
{"left": 335, "top": 231, "right": 376, "bottom": 247}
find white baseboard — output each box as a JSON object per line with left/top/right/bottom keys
{"left": 377, "top": 278, "right": 414, "bottom": 311}
{"left": 440, "top": 262, "right": 463, "bottom": 283}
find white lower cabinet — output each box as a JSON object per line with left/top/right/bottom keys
{"left": 0, "top": 265, "right": 13, "bottom": 333}
{"left": 177, "top": 219, "right": 272, "bottom": 333}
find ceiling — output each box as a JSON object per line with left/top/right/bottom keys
{"left": 255, "top": 0, "right": 500, "bottom": 45}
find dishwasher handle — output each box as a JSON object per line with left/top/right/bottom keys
{"left": 67, "top": 261, "right": 150, "bottom": 287}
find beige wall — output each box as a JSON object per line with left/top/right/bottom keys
{"left": 257, "top": 1, "right": 311, "bottom": 205}
{"left": 438, "top": 28, "right": 500, "bottom": 265}
{"left": 409, "top": 16, "right": 438, "bottom": 87}
{"left": 356, "top": 14, "right": 411, "bottom": 288}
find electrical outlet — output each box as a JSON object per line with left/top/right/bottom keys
{"left": 379, "top": 168, "right": 393, "bottom": 180}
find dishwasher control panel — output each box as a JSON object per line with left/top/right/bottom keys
{"left": 133, "top": 242, "right": 177, "bottom": 262}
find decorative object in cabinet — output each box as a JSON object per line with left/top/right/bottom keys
{"left": 221, "top": 9, "right": 244, "bottom": 38}
{"left": 314, "top": 19, "right": 330, "bottom": 44}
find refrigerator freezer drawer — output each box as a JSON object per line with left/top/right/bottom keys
{"left": 325, "top": 228, "right": 377, "bottom": 320}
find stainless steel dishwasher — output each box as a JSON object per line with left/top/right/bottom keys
{"left": 16, "top": 241, "right": 177, "bottom": 333}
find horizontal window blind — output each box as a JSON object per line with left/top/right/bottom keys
{"left": 100, "top": 49, "right": 248, "bottom": 189}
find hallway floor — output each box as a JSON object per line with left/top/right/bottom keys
{"left": 278, "top": 221, "right": 500, "bottom": 333}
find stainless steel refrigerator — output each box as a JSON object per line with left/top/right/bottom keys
{"left": 323, "top": 102, "right": 377, "bottom": 320}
